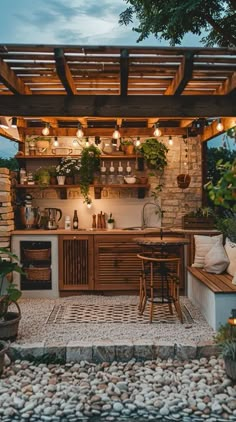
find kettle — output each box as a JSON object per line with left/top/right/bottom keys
{"left": 19, "top": 206, "right": 40, "bottom": 229}
{"left": 44, "top": 208, "right": 62, "bottom": 230}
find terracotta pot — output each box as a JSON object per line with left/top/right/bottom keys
{"left": 124, "top": 145, "right": 134, "bottom": 155}
{"left": 50, "top": 176, "right": 57, "bottom": 185}
{"left": 65, "top": 176, "right": 74, "bottom": 185}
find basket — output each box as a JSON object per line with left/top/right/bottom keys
{"left": 23, "top": 248, "right": 51, "bottom": 261}
{"left": 25, "top": 267, "right": 51, "bottom": 281}
{"left": 177, "top": 174, "right": 191, "bottom": 189}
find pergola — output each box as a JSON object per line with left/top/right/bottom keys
{"left": 0, "top": 44, "right": 235, "bottom": 143}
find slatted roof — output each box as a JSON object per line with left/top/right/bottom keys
{"left": 0, "top": 44, "right": 235, "bottom": 141}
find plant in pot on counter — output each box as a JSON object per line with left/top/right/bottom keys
{"left": 0, "top": 248, "right": 24, "bottom": 342}
{"left": 79, "top": 145, "right": 101, "bottom": 205}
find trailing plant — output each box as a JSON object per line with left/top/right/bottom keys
{"left": 138, "top": 138, "right": 169, "bottom": 171}
{"left": 0, "top": 248, "right": 23, "bottom": 319}
{"left": 79, "top": 145, "right": 101, "bottom": 204}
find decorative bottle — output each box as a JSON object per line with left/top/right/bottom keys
{"left": 100, "top": 161, "right": 107, "bottom": 184}
{"left": 73, "top": 210, "right": 79, "bottom": 229}
{"left": 108, "top": 161, "right": 116, "bottom": 184}
{"left": 126, "top": 161, "right": 132, "bottom": 176}
{"left": 117, "top": 161, "right": 124, "bottom": 184}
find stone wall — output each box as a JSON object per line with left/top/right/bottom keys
{"left": 0, "top": 168, "right": 14, "bottom": 249}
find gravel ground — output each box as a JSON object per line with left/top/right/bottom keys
{"left": 14, "top": 296, "right": 215, "bottom": 346}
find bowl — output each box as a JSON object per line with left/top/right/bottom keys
{"left": 124, "top": 176, "right": 136, "bottom": 184}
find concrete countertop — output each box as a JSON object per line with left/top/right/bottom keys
{"left": 12, "top": 228, "right": 168, "bottom": 235}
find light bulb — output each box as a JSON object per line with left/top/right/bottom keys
{"left": 216, "top": 119, "right": 224, "bottom": 132}
{"left": 168, "top": 136, "right": 173, "bottom": 146}
{"left": 86, "top": 200, "right": 92, "bottom": 209}
{"left": 42, "top": 123, "right": 50, "bottom": 136}
{"left": 53, "top": 137, "right": 59, "bottom": 147}
{"left": 76, "top": 123, "right": 84, "bottom": 139}
{"left": 85, "top": 137, "right": 89, "bottom": 147}
{"left": 134, "top": 137, "right": 141, "bottom": 147}
{"left": 112, "top": 125, "right": 120, "bottom": 139}
{"left": 153, "top": 124, "right": 162, "bottom": 137}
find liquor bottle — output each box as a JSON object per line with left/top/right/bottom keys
{"left": 73, "top": 210, "right": 79, "bottom": 229}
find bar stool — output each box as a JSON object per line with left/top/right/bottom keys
{"left": 137, "top": 252, "right": 183, "bottom": 323}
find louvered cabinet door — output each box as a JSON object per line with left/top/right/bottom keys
{"left": 94, "top": 235, "right": 143, "bottom": 290}
{"left": 59, "top": 235, "right": 94, "bottom": 291}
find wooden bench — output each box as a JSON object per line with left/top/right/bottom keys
{"left": 187, "top": 267, "right": 235, "bottom": 330}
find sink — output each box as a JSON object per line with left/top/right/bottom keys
{"left": 122, "top": 227, "right": 143, "bottom": 231}
{"left": 122, "top": 226, "right": 162, "bottom": 231}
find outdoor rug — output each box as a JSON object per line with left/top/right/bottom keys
{"left": 46, "top": 302, "right": 194, "bottom": 324}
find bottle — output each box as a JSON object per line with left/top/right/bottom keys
{"left": 73, "top": 210, "right": 79, "bottom": 229}
{"left": 19, "top": 168, "right": 26, "bottom": 184}
{"left": 65, "top": 216, "right": 71, "bottom": 230}
{"left": 117, "top": 161, "right": 124, "bottom": 184}
{"left": 100, "top": 161, "right": 107, "bottom": 184}
{"left": 108, "top": 161, "right": 115, "bottom": 184}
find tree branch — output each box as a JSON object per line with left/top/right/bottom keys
{"left": 205, "top": 13, "right": 236, "bottom": 46}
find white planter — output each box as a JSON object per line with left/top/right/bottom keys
{"left": 57, "top": 176, "right": 66, "bottom": 185}
{"left": 107, "top": 222, "right": 114, "bottom": 230}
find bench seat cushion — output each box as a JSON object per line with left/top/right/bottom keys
{"left": 187, "top": 267, "right": 234, "bottom": 293}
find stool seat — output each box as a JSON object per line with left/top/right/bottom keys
{"left": 137, "top": 252, "right": 183, "bottom": 323}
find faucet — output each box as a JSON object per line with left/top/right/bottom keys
{"left": 141, "top": 201, "right": 163, "bottom": 230}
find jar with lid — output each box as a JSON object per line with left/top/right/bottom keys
{"left": 65, "top": 216, "right": 71, "bottom": 230}
{"left": 117, "top": 161, "right": 124, "bottom": 184}
{"left": 100, "top": 161, "right": 107, "bottom": 184}
{"left": 108, "top": 161, "right": 116, "bottom": 184}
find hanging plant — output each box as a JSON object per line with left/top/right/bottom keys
{"left": 79, "top": 145, "right": 101, "bottom": 204}
{"left": 138, "top": 138, "right": 168, "bottom": 171}
{"left": 177, "top": 136, "right": 191, "bottom": 189}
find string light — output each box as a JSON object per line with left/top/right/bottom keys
{"left": 216, "top": 118, "right": 224, "bottom": 132}
{"left": 76, "top": 122, "right": 84, "bottom": 139}
{"left": 42, "top": 123, "right": 50, "bottom": 136}
{"left": 112, "top": 125, "right": 121, "bottom": 139}
{"left": 53, "top": 137, "right": 59, "bottom": 147}
{"left": 153, "top": 123, "right": 162, "bottom": 137}
{"left": 168, "top": 136, "right": 173, "bottom": 146}
{"left": 134, "top": 137, "right": 141, "bottom": 147}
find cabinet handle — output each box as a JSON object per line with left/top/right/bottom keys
{"left": 73, "top": 236, "right": 77, "bottom": 239}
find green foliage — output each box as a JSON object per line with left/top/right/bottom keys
{"left": 108, "top": 213, "right": 114, "bottom": 223}
{"left": 34, "top": 167, "right": 50, "bottom": 186}
{"left": 119, "top": 0, "right": 236, "bottom": 47}
{"left": 79, "top": 145, "right": 101, "bottom": 204}
{"left": 138, "top": 138, "right": 168, "bottom": 172}
{"left": 215, "top": 216, "right": 236, "bottom": 241}
{"left": 221, "top": 341, "right": 236, "bottom": 361}
{"left": 205, "top": 159, "right": 236, "bottom": 213}
{"left": 186, "top": 207, "right": 215, "bottom": 218}
{"left": 206, "top": 147, "right": 236, "bottom": 185}
{"left": 214, "top": 323, "right": 233, "bottom": 343}
{"left": 0, "top": 248, "right": 23, "bottom": 319}
{"left": 214, "top": 323, "right": 236, "bottom": 361}
{"left": 0, "top": 157, "right": 19, "bottom": 171}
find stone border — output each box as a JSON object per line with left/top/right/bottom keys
{"left": 8, "top": 340, "right": 220, "bottom": 363}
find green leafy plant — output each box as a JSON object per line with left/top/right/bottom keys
{"left": 221, "top": 341, "right": 236, "bottom": 361}
{"left": 34, "top": 167, "right": 50, "bottom": 186}
{"left": 107, "top": 213, "right": 114, "bottom": 223}
{"left": 0, "top": 248, "right": 23, "bottom": 319}
{"left": 138, "top": 138, "right": 169, "bottom": 171}
{"left": 79, "top": 145, "right": 101, "bottom": 204}
{"left": 185, "top": 207, "right": 215, "bottom": 218}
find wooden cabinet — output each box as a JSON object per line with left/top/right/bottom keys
{"left": 58, "top": 234, "right": 94, "bottom": 292}
{"left": 94, "top": 235, "right": 143, "bottom": 291}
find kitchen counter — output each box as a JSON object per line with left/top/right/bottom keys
{"left": 12, "top": 228, "right": 170, "bottom": 235}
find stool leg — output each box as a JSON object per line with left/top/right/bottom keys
{"left": 149, "top": 263, "right": 154, "bottom": 323}
{"left": 173, "top": 281, "right": 183, "bottom": 323}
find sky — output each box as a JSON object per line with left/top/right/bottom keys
{"left": 0, "top": 0, "right": 231, "bottom": 157}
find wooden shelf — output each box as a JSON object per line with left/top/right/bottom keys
{"left": 16, "top": 154, "right": 141, "bottom": 159}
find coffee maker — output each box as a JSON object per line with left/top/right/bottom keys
{"left": 44, "top": 208, "right": 62, "bottom": 230}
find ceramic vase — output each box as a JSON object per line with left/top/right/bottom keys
{"left": 57, "top": 175, "right": 66, "bottom": 185}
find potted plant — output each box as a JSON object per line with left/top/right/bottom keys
{"left": 79, "top": 145, "right": 101, "bottom": 204}
{"left": 182, "top": 207, "right": 216, "bottom": 229}
{"left": 0, "top": 248, "right": 24, "bottom": 341}
{"left": 138, "top": 138, "right": 169, "bottom": 171}
{"left": 214, "top": 320, "right": 236, "bottom": 381}
{"left": 34, "top": 167, "right": 50, "bottom": 186}
{"left": 56, "top": 157, "right": 81, "bottom": 185}
{"left": 121, "top": 139, "right": 135, "bottom": 155}
{"left": 48, "top": 165, "right": 57, "bottom": 185}
{"left": 33, "top": 136, "right": 51, "bottom": 155}
{"left": 107, "top": 213, "right": 115, "bottom": 230}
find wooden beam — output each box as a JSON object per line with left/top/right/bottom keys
{"left": 165, "top": 52, "right": 194, "bottom": 95}
{"left": 120, "top": 48, "right": 129, "bottom": 97}
{"left": 0, "top": 95, "right": 235, "bottom": 118}
{"left": 200, "top": 117, "right": 236, "bottom": 142}
{"left": 54, "top": 48, "right": 77, "bottom": 95}
{"left": 0, "top": 58, "right": 31, "bottom": 95}
{"left": 22, "top": 126, "right": 187, "bottom": 137}
{"left": 215, "top": 72, "right": 236, "bottom": 95}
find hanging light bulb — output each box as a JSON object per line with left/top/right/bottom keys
{"left": 112, "top": 125, "right": 120, "bottom": 139}
{"left": 53, "top": 136, "right": 59, "bottom": 147}
{"left": 11, "top": 117, "right": 17, "bottom": 128}
{"left": 42, "top": 123, "right": 50, "bottom": 136}
{"left": 153, "top": 123, "right": 162, "bottom": 137}
{"left": 76, "top": 122, "right": 84, "bottom": 139}
{"left": 216, "top": 118, "right": 224, "bottom": 132}
{"left": 85, "top": 137, "right": 90, "bottom": 147}
{"left": 86, "top": 199, "right": 92, "bottom": 208}
{"left": 134, "top": 136, "right": 141, "bottom": 147}
{"left": 168, "top": 136, "right": 173, "bottom": 146}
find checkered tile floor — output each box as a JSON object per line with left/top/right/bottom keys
{"left": 46, "top": 302, "right": 194, "bottom": 324}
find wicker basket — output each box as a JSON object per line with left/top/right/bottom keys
{"left": 25, "top": 267, "right": 51, "bottom": 281}
{"left": 23, "top": 248, "right": 51, "bottom": 261}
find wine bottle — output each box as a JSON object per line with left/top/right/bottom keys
{"left": 73, "top": 210, "right": 79, "bottom": 229}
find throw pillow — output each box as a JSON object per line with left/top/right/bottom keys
{"left": 192, "top": 234, "right": 223, "bottom": 268}
{"left": 225, "top": 237, "right": 236, "bottom": 277}
{"left": 204, "top": 242, "right": 229, "bottom": 274}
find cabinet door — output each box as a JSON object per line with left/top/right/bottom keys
{"left": 94, "top": 235, "right": 143, "bottom": 291}
{"left": 59, "top": 235, "right": 94, "bottom": 291}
